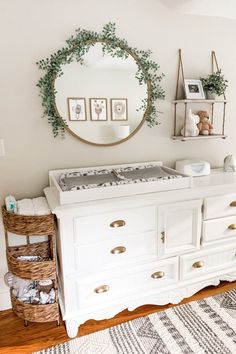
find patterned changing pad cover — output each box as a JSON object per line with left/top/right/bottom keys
{"left": 59, "top": 164, "right": 183, "bottom": 192}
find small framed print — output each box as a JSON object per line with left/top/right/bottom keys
{"left": 67, "top": 98, "right": 87, "bottom": 121}
{"left": 89, "top": 98, "right": 107, "bottom": 121}
{"left": 184, "top": 80, "right": 205, "bottom": 99}
{"left": 111, "top": 98, "right": 128, "bottom": 121}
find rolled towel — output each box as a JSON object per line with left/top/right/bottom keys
{"left": 32, "top": 197, "right": 51, "bottom": 215}
{"left": 17, "top": 199, "right": 34, "bottom": 215}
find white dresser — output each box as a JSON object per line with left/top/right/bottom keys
{"left": 44, "top": 164, "right": 236, "bottom": 338}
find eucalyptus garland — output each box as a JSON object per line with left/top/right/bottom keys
{"left": 37, "top": 23, "right": 165, "bottom": 137}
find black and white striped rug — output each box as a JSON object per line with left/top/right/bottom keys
{"left": 34, "top": 289, "right": 236, "bottom": 354}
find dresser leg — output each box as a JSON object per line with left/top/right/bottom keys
{"left": 65, "top": 319, "right": 79, "bottom": 338}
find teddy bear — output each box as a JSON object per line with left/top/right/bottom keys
{"left": 197, "top": 111, "right": 214, "bottom": 135}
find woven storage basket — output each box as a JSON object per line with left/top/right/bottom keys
{"left": 2, "top": 207, "right": 55, "bottom": 236}
{"left": 11, "top": 292, "right": 59, "bottom": 323}
{"left": 3, "top": 205, "right": 60, "bottom": 324}
{"left": 7, "top": 241, "right": 56, "bottom": 280}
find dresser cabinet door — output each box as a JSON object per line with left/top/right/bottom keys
{"left": 158, "top": 199, "right": 202, "bottom": 257}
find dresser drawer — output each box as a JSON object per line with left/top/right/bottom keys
{"left": 180, "top": 243, "right": 236, "bottom": 280}
{"left": 71, "top": 257, "right": 178, "bottom": 310}
{"left": 74, "top": 205, "right": 156, "bottom": 244}
{"left": 75, "top": 231, "right": 158, "bottom": 274}
{"left": 203, "top": 215, "right": 236, "bottom": 243}
{"left": 204, "top": 193, "right": 236, "bottom": 220}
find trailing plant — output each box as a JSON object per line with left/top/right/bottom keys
{"left": 200, "top": 70, "right": 228, "bottom": 96}
{"left": 37, "top": 23, "right": 165, "bottom": 137}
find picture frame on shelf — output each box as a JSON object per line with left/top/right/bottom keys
{"left": 184, "top": 80, "right": 205, "bottom": 100}
{"left": 111, "top": 98, "right": 128, "bottom": 121}
{"left": 89, "top": 98, "right": 108, "bottom": 121}
{"left": 67, "top": 98, "right": 87, "bottom": 121}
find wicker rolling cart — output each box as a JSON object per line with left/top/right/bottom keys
{"left": 2, "top": 206, "right": 60, "bottom": 326}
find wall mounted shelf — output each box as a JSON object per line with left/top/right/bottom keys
{"left": 172, "top": 50, "right": 227, "bottom": 141}
{"left": 172, "top": 134, "right": 227, "bottom": 141}
{"left": 173, "top": 99, "right": 228, "bottom": 104}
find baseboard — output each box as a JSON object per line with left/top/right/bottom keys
{"left": 0, "top": 290, "right": 11, "bottom": 310}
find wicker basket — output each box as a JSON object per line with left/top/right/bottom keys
{"left": 7, "top": 241, "right": 56, "bottom": 280}
{"left": 11, "top": 292, "right": 59, "bottom": 323}
{"left": 3, "top": 205, "right": 60, "bottom": 325}
{"left": 2, "top": 207, "right": 55, "bottom": 236}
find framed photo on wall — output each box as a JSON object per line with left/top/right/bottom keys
{"left": 67, "top": 98, "right": 87, "bottom": 121}
{"left": 111, "top": 98, "right": 128, "bottom": 121}
{"left": 184, "top": 80, "right": 205, "bottom": 99}
{"left": 89, "top": 98, "right": 108, "bottom": 121}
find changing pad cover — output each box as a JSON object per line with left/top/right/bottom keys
{"left": 59, "top": 164, "right": 183, "bottom": 192}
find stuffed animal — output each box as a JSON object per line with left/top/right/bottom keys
{"left": 197, "top": 111, "right": 213, "bottom": 135}
{"left": 181, "top": 109, "right": 199, "bottom": 137}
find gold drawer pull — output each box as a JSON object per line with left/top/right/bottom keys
{"left": 110, "top": 220, "right": 126, "bottom": 228}
{"left": 230, "top": 201, "right": 236, "bottom": 207}
{"left": 111, "top": 246, "right": 126, "bottom": 254}
{"left": 94, "top": 285, "right": 110, "bottom": 294}
{"left": 192, "top": 261, "right": 204, "bottom": 269}
{"left": 228, "top": 224, "right": 236, "bottom": 230}
{"left": 151, "top": 271, "right": 165, "bottom": 279}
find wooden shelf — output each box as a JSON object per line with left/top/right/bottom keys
{"left": 173, "top": 50, "right": 227, "bottom": 141}
{"left": 172, "top": 134, "right": 227, "bottom": 141}
{"left": 173, "top": 99, "right": 228, "bottom": 104}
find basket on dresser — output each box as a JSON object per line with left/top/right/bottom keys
{"left": 2, "top": 206, "right": 60, "bottom": 326}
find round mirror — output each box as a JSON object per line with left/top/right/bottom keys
{"left": 37, "top": 24, "right": 165, "bottom": 143}
{"left": 54, "top": 43, "right": 148, "bottom": 146}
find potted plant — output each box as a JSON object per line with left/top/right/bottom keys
{"left": 200, "top": 70, "right": 228, "bottom": 99}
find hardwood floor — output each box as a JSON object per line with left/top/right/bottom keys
{"left": 0, "top": 281, "right": 235, "bottom": 354}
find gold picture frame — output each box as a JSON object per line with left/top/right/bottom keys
{"left": 67, "top": 97, "right": 87, "bottom": 121}
{"left": 111, "top": 98, "right": 128, "bottom": 121}
{"left": 89, "top": 98, "right": 108, "bottom": 121}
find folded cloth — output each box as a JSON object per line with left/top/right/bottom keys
{"left": 32, "top": 197, "right": 51, "bottom": 215}
{"left": 17, "top": 199, "right": 34, "bottom": 215}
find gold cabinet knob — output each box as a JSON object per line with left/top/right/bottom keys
{"left": 192, "top": 261, "right": 204, "bottom": 269}
{"left": 230, "top": 201, "right": 236, "bottom": 207}
{"left": 94, "top": 285, "right": 110, "bottom": 294}
{"left": 111, "top": 246, "right": 126, "bottom": 254}
{"left": 110, "top": 220, "right": 126, "bottom": 228}
{"left": 228, "top": 224, "right": 236, "bottom": 230}
{"left": 151, "top": 271, "right": 165, "bottom": 279}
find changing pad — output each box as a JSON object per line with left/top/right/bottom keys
{"left": 59, "top": 164, "right": 183, "bottom": 191}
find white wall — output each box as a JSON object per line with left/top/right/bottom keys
{"left": 160, "top": 0, "right": 236, "bottom": 20}
{"left": 1, "top": 0, "right": 236, "bottom": 309}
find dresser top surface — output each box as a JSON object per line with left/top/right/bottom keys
{"left": 44, "top": 167, "right": 236, "bottom": 212}
{"left": 192, "top": 168, "right": 236, "bottom": 189}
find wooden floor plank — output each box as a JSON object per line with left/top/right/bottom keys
{"left": 0, "top": 281, "right": 235, "bottom": 354}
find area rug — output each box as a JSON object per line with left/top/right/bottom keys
{"left": 33, "top": 289, "right": 236, "bottom": 354}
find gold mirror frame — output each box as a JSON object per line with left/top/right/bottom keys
{"left": 37, "top": 24, "right": 164, "bottom": 145}
{"left": 53, "top": 39, "right": 152, "bottom": 147}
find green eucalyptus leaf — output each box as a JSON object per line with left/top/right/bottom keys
{"left": 36, "top": 23, "right": 165, "bottom": 137}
